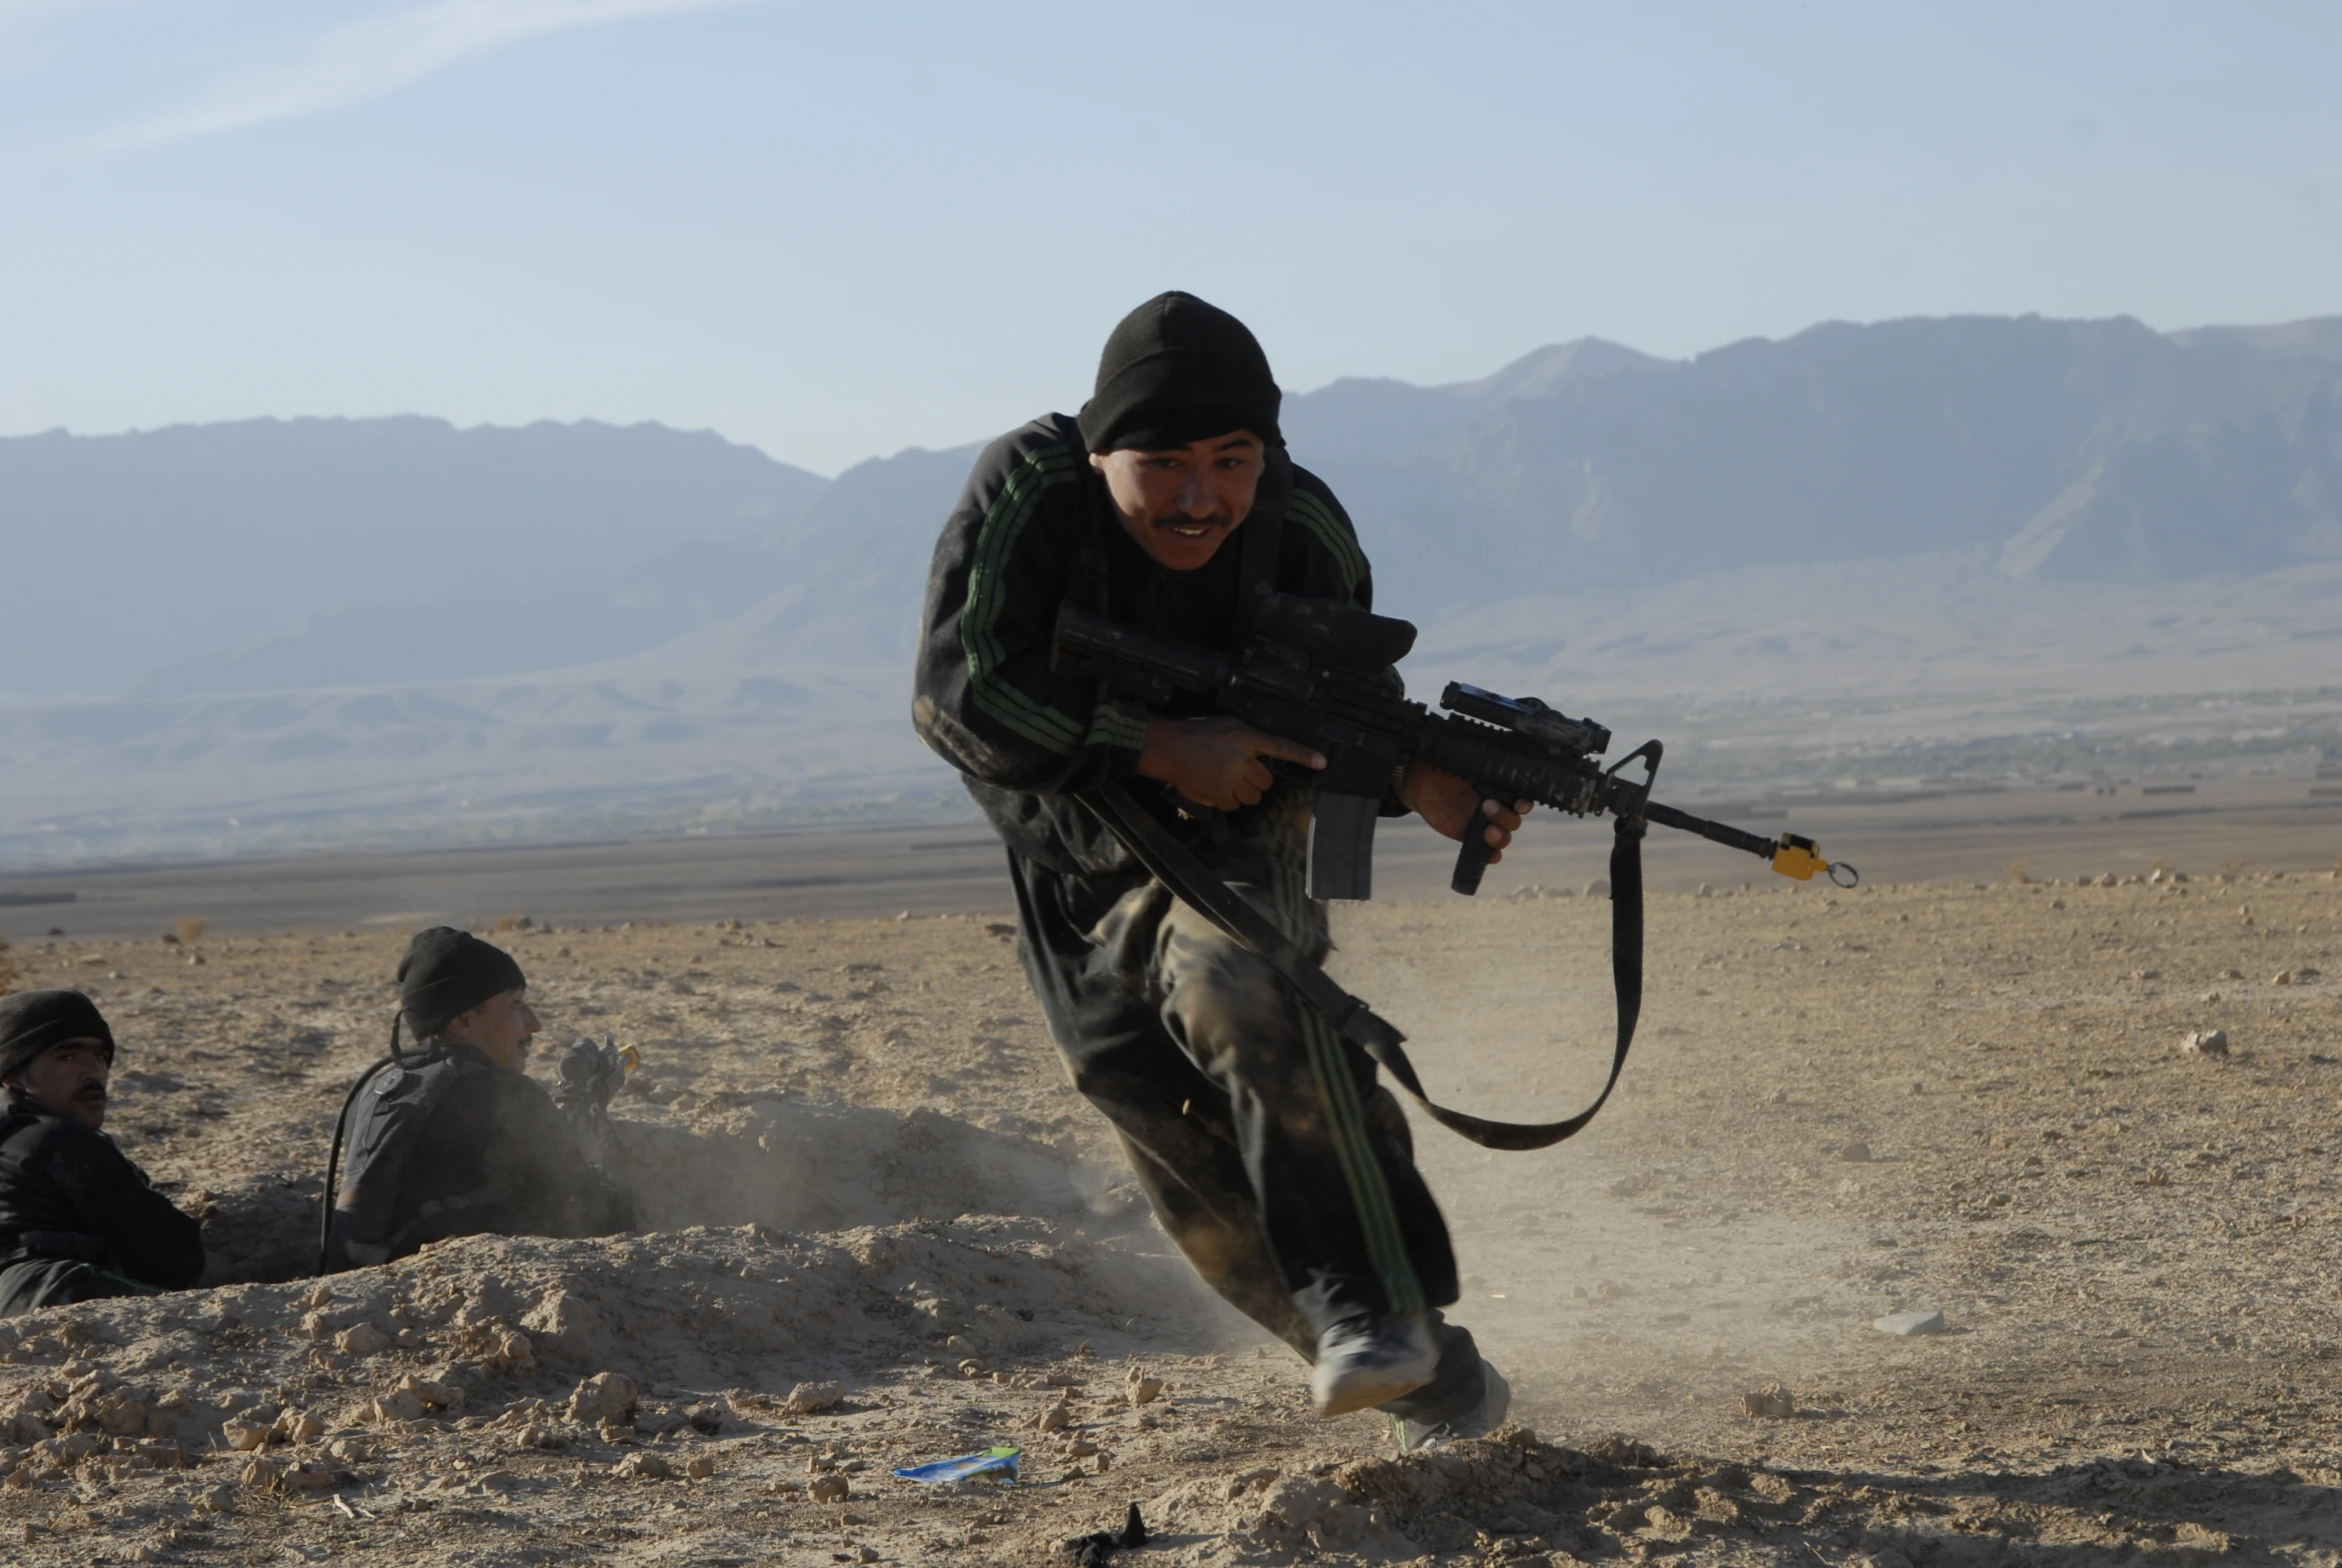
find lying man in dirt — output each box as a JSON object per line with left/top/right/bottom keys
{"left": 0, "top": 989, "right": 206, "bottom": 1315}
{"left": 322, "top": 927, "right": 634, "bottom": 1271}
{"left": 914, "top": 292, "right": 1525, "bottom": 1451}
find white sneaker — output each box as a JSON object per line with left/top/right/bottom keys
{"left": 1310, "top": 1314, "right": 1440, "bottom": 1417}
{"left": 1391, "top": 1358, "right": 1510, "bottom": 1453}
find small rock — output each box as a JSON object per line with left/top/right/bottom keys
{"left": 1583, "top": 879, "right": 1610, "bottom": 898}
{"left": 684, "top": 1403, "right": 724, "bottom": 1435}
{"left": 1743, "top": 1384, "right": 1796, "bottom": 1418}
{"left": 810, "top": 1473, "right": 850, "bottom": 1502}
{"left": 613, "top": 1452, "right": 672, "bottom": 1480}
{"left": 365, "top": 1389, "right": 424, "bottom": 1425}
{"left": 334, "top": 1323, "right": 390, "bottom": 1356}
{"left": 684, "top": 1453, "right": 716, "bottom": 1479}
{"left": 221, "top": 1418, "right": 271, "bottom": 1452}
{"left": 398, "top": 1375, "right": 460, "bottom": 1410}
{"left": 194, "top": 1483, "right": 236, "bottom": 1515}
{"left": 856, "top": 1547, "right": 880, "bottom": 1564}
{"left": 2273, "top": 969, "right": 2296, "bottom": 986}
{"left": 273, "top": 1408, "right": 324, "bottom": 1444}
{"left": 1126, "top": 1374, "right": 1165, "bottom": 1406}
{"left": 2183, "top": 1030, "right": 2230, "bottom": 1059}
{"left": 1837, "top": 1143, "right": 1872, "bottom": 1164}
{"left": 1872, "top": 1309, "right": 1949, "bottom": 1336}
{"left": 781, "top": 1380, "right": 843, "bottom": 1417}
{"left": 1036, "top": 1401, "right": 1071, "bottom": 1433}
{"left": 566, "top": 1371, "right": 639, "bottom": 1425}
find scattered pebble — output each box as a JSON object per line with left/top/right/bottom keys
{"left": 333, "top": 1322, "right": 390, "bottom": 1356}
{"left": 1743, "top": 1384, "right": 1796, "bottom": 1418}
{"left": 782, "top": 1380, "right": 844, "bottom": 1417}
{"left": 567, "top": 1372, "right": 639, "bottom": 1425}
{"left": 2183, "top": 1030, "right": 2230, "bottom": 1059}
{"left": 1872, "top": 1309, "right": 1949, "bottom": 1336}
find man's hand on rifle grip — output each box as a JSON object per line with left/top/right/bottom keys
{"left": 1139, "top": 716, "right": 1325, "bottom": 811}
{"left": 1399, "top": 763, "right": 1530, "bottom": 864}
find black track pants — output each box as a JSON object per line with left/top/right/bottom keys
{"left": 1006, "top": 845, "right": 1487, "bottom": 1424}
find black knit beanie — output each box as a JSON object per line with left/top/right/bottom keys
{"left": 396, "top": 927, "right": 525, "bottom": 1039}
{"left": 1077, "top": 292, "right": 1281, "bottom": 453}
{"left": 0, "top": 990, "right": 116, "bottom": 1084}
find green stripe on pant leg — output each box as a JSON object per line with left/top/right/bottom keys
{"left": 1266, "top": 799, "right": 1427, "bottom": 1317}
{"left": 1299, "top": 1008, "right": 1426, "bottom": 1315}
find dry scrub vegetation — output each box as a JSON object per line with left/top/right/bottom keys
{"left": 0, "top": 863, "right": 2338, "bottom": 1564}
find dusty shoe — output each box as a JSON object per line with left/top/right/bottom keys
{"left": 1310, "top": 1314, "right": 1439, "bottom": 1417}
{"left": 1391, "top": 1358, "right": 1510, "bottom": 1453}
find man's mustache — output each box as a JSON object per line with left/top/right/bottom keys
{"left": 72, "top": 1082, "right": 106, "bottom": 1102}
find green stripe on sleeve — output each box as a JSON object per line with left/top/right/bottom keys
{"left": 1287, "top": 489, "right": 1370, "bottom": 597}
{"left": 961, "top": 444, "right": 1089, "bottom": 753}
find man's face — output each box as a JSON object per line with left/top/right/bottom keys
{"left": 7, "top": 1039, "right": 112, "bottom": 1131}
{"left": 1090, "top": 430, "right": 1266, "bottom": 572}
{"left": 444, "top": 988, "right": 539, "bottom": 1073}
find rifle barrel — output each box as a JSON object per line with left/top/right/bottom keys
{"left": 1642, "top": 801, "right": 1777, "bottom": 861}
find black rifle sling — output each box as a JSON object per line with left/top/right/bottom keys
{"left": 1081, "top": 782, "right": 1644, "bottom": 1152}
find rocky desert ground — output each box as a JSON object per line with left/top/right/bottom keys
{"left": 1, "top": 846, "right": 2340, "bottom": 1566}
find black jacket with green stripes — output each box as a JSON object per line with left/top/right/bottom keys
{"left": 914, "top": 413, "right": 1379, "bottom": 877}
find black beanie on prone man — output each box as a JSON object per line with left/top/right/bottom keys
{"left": 397, "top": 927, "right": 525, "bottom": 1039}
{"left": 0, "top": 989, "right": 115, "bottom": 1084}
{"left": 1077, "top": 291, "right": 1282, "bottom": 454}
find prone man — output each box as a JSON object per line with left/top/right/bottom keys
{"left": 0, "top": 990, "right": 205, "bottom": 1315}
{"left": 324, "top": 928, "right": 633, "bottom": 1270}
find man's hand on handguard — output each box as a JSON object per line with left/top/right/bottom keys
{"left": 1140, "top": 716, "right": 1324, "bottom": 810}
{"left": 1400, "top": 764, "right": 1530, "bottom": 863}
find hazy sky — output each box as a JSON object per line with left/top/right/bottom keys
{"left": 4, "top": 1, "right": 2338, "bottom": 474}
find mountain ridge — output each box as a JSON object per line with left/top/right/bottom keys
{"left": 5, "top": 312, "right": 2339, "bottom": 864}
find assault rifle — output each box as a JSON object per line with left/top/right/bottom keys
{"left": 1053, "top": 586, "right": 1856, "bottom": 901}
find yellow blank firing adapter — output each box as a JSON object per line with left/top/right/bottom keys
{"left": 615, "top": 1044, "right": 641, "bottom": 1074}
{"left": 1772, "top": 833, "right": 1860, "bottom": 887}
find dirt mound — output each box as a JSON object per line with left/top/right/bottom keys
{"left": 1, "top": 1215, "right": 1189, "bottom": 1441}
{"left": 174, "top": 1096, "right": 1133, "bottom": 1288}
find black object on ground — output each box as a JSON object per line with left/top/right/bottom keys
{"left": 1063, "top": 1502, "right": 1148, "bottom": 1564}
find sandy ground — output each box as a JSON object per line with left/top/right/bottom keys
{"left": 1, "top": 853, "right": 2340, "bottom": 1565}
